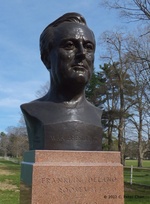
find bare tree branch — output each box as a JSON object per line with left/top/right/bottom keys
{"left": 100, "top": 0, "right": 150, "bottom": 22}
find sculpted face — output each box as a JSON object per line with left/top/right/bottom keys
{"left": 48, "top": 22, "right": 95, "bottom": 88}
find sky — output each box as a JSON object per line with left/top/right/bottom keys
{"left": 0, "top": 0, "right": 134, "bottom": 133}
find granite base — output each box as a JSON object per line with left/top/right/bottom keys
{"left": 20, "top": 150, "right": 124, "bottom": 204}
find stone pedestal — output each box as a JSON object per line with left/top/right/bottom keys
{"left": 20, "top": 151, "right": 124, "bottom": 204}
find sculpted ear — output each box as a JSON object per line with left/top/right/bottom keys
{"left": 41, "top": 52, "right": 51, "bottom": 69}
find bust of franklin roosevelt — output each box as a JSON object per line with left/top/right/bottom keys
{"left": 21, "top": 12, "right": 103, "bottom": 151}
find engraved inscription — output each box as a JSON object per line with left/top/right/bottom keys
{"left": 44, "top": 122, "right": 102, "bottom": 143}
{"left": 58, "top": 186, "right": 99, "bottom": 194}
{"left": 47, "top": 134, "right": 98, "bottom": 142}
{"left": 41, "top": 176, "right": 118, "bottom": 196}
{"left": 41, "top": 176, "right": 117, "bottom": 184}
{"left": 40, "top": 175, "right": 123, "bottom": 202}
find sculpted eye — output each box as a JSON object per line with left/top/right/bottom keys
{"left": 63, "top": 41, "right": 75, "bottom": 50}
{"left": 84, "top": 42, "right": 94, "bottom": 51}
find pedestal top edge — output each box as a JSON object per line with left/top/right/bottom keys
{"left": 23, "top": 150, "right": 121, "bottom": 163}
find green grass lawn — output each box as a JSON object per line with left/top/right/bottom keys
{"left": 124, "top": 183, "right": 150, "bottom": 204}
{"left": 124, "top": 167, "right": 150, "bottom": 186}
{"left": 124, "top": 160, "right": 150, "bottom": 204}
{"left": 125, "top": 159, "right": 150, "bottom": 168}
{"left": 0, "top": 159, "right": 20, "bottom": 204}
{"left": 0, "top": 159, "right": 150, "bottom": 204}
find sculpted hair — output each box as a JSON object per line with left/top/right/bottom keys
{"left": 39, "top": 12, "right": 87, "bottom": 69}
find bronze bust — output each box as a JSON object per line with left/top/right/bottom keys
{"left": 21, "top": 12, "right": 102, "bottom": 151}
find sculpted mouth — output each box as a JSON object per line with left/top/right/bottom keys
{"left": 72, "top": 64, "right": 87, "bottom": 72}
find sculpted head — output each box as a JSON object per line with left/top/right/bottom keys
{"left": 40, "top": 13, "right": 96, "bottom": 88}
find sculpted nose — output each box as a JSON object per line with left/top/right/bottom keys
{"left": 76, "top": 44, "right": 86, "bottom": 59}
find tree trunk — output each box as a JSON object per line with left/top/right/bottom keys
{"left": 138, "top": 150, "right": 143, "bottom": 167}
{"left": 118, "top": 120, "right": 125, "bottom": 165}
{"left": 4, "top": 151, "right": 7, "bottom": 158}
{"left": 137, "top": 111, "right": 143, "bottom": 167}
{"left": 107, "top": 120, "right": 113, "bottom": 150}
{"left": 118, "top": 81, "right": 125, "bottom": 165}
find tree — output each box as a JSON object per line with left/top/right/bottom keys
{"left": 6, "top": 126, "right": 28, "bottom": 158}
{"left": 85, "top": 71, "right": 104, "bottom": 106}
{"left": 85, "top": 68, "right": 117, "bottom": 151}
{"left": 8, "top": 134, "right": 28, "bottom": 158}
{"left": 125, "top": 140, "right": 138, "bottom": 159}
{"left": 125, "top": 29, "right": 150, "bottom": 91}
{"left": 120, "top": 29, "right": 150, "bottom": 166}
{"left": 99, "top": 31, "right": 136, "bottom": 164}
{"left": 126, "top": 36, "right": 150, "bottom": 166}
{"left": 98, "top": 63, "right": 124, "bottom": 151}
{"left": 100, "top": 0, "right": 150, "bottom": 37}
{"left": 100, "top": 0, "right": 150, "bottom": 22}
{"left": 0, "top": 132, "right": 9, "bottom": 157}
